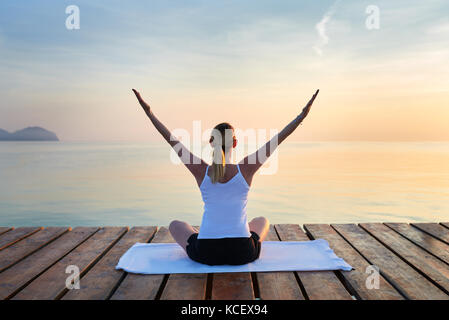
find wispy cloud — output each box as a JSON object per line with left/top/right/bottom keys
{"left": 313, "top": 0, "right": 341, "bottom": 56}
{"left": 0, "top": 29, "right": 4, "bottom": 49}
{"left": 427, "top": 21, "right": 449, "bottom": 34}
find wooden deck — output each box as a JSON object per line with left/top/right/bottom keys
{"left": 0, "top": 223, "right": 448, "bottom": 300}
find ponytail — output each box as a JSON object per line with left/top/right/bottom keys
{"left": 209, "top": 122, "right": 234, "bottom": 184}
{"left": 211, "top": 145, "right": 226, "bottom": 184}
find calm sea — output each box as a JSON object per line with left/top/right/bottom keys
{"left": 0, "top": 141, "right": 448, "bottom": 227}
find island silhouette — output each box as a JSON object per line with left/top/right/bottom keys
{"left": 0, "top": 127, "right": 59, "bottom": 141}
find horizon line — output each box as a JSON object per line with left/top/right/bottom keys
{"left": 2, "top": 139, "right": 449, "bottom": 143}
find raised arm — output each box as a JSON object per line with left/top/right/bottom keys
{"left": 240, "top": 89, "right": 319, "bottom": 180}
{"left": 132, "top": 89, "right": 207, "bottom": 185}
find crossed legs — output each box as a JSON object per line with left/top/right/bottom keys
{"left": 168, "top": 220, "right": 198, "bottom": 252}
{"left": 248, "top": 216, "right": 270, "bottom": 241}
{"left": 169, "top": 217, "right": 269, "bottom": 252}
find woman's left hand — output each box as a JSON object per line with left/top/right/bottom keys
{"left": 132, "top": 89, "right": 151, "bottom": 113}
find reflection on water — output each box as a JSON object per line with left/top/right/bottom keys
{"left": 0, "top": 141, "right": 448, "bottom": 226}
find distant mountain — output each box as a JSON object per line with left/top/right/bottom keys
{"left": 0, "top": 128, "right": 10, "bottom": 139}
{"left": 0, "top": 127, "right": 59, "bottom": 141}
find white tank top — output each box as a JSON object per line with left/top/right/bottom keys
{"left": 197, "top": 164, "right": 252, "bottom": 239}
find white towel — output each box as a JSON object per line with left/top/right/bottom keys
{"left": 115, "top": 239, "right": 352, "bottom": 274}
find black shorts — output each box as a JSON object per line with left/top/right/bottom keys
{"left": 186, "top": 231, "right": 262, "bottom": 266}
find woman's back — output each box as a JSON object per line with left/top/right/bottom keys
{"left": 197, "top": 164, "right": 251, "bottom": 239}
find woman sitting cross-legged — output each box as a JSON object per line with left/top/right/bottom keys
{"left": 132, "top": 88, "right": 319, "bottom": 265}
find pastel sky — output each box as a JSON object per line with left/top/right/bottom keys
{"left": 0, "top": 0, "right": 448, "bottom": 141}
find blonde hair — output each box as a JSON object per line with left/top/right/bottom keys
{"left": 210, "top": 123, "right": 234, "bottom": 184}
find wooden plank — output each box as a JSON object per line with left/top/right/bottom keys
{"left": 110, "top": 227, "right": 173, "bottom": 300}
{"left": 0, "top": 227, "right": 98, "bottom": 300}
{"left": 12, "top": 227, "right": 127, "bottom": 300}
{"left": 0, "top": 227, "right": 13, "bottom": 237}
{"left": 332, "top": 224, "right": 448, "bottom": 300}
{"left": 160, "top": 226, "right": 208, "bottom": 300}
{"left": 412, "top": 223, "right": 449, "bottom": 245}
{"left": 161, "top": 273, "right": 208, "bottom": 300}
{"left": 256, "top": 225, "right": 305, "bottom": 300}
{"left": 61, "top": 226, "right": 157, "bottom": 300}
{"left": 360, "top": 223, "right": 449, "bottom": 295}
{"left": 211, "top": 272, "right": 254, "bottom": 300}
{"left": 441, "top": 222, "right": 449, "bottom": 230}
{"left": 304, "top": 224, "right": 403, "bottom": 300}
{"left": 386, "top": 223, "right": 449, "bottom": 265}
{"left": 0, "top": 227, "right": 69, "bottom": 273}
{"left": 0, "top": 227, "right": 42, "bottom": 250}
{"left": 275, "top": 224, "right": 352, "bottom": 300}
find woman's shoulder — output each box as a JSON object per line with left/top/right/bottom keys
{"left": 191, "top": 162, "right": 209, "bottom": 187}
{"left": 237, "top": 162, "right": 253, "bottom": 186}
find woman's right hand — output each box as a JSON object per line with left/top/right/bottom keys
{"left": 132, "top": 89, "right": 151, "bottom": 113}
{"left": 299, "top": 89, "right": 319, "bottom": 121}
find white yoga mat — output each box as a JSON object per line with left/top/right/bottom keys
{"left": 115, "top": 239, "right": 353, "bottom": 274}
